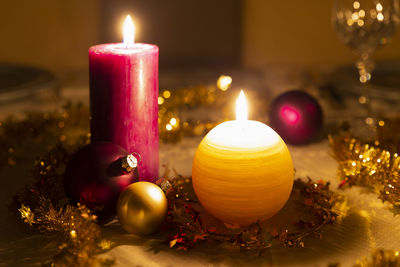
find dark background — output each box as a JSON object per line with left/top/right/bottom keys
{"left": 0, "top": 0, "right": 399, "bottom": 73}
{"left": 100, "top": 0, "right": 242, "bottom": 68}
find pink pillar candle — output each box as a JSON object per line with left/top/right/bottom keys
{"left": 89, "top": 42, "right": 159, "bottom": 182}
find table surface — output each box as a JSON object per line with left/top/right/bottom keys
{"left": 0, "top": 67, "right": 399, "bottom": 267}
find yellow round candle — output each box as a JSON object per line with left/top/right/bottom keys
{"left": 192, "top": 91, "right": 294, "bottom": 226}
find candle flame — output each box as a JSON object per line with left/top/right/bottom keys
{"left": 235, "top": 90, "right": 248, "bottom": 120}
{"left": 123, "top": 15, "right": 135, "bottom": 47}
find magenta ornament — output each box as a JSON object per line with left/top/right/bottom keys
{"left": 269, "top": 90, "right": 323, "bottom": 145}
{"left": 64, "top": 142, "right": 138, "bottom": 222}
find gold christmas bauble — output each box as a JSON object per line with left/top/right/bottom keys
{"left": 117, "top": 182, "right": 167, "bottom": 235}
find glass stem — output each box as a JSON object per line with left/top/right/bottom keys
{"left": 356, "top": 52, "right": 375, "bottom": 125}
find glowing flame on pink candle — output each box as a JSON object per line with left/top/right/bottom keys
{"left": 123, "top": 15, "right": 135, "bottom": 47}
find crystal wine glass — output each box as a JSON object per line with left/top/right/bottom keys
{"left": 332, "top": 0, "right": 399, "bottom": 126}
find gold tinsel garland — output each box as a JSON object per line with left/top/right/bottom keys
{"left": 329, "top": 120, "right": 400, "bottom": 266}
{"left": 157, "top": 75, "right": 233, "bottom": 142}
{"left": 19, "top": 201, "right": 114, "bottom": 267}
{"left": 354, "top": 249, "right": 400, "bottom": 267}
{"left": 329, "top": 131, "right": 400, "bottom": 215}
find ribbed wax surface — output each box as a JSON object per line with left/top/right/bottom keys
{"left": 89, "top": 43, "right": 159, "bottom": 182}
{"left": 192, "top": 120, "right": 294, "bottom": 226}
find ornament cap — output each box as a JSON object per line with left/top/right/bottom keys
{"left": 156, "top": 178, "right": 172, "bottom": 195}
{"left": 121, "top": 154, "right": 138, "bottom": 173}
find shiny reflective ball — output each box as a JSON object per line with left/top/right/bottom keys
{"left": 269, "top": 90, "right": 323, "bottom": 145}
{"left": 64, "top": 142, "right": 137, "bottom": 223}
{"left": 117, "top": 182, "right": 167, "bottom": 235}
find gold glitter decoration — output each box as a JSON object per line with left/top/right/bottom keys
{"left": 18, "top": 204, "right": 34, "bottom": 226}
{"left": 98, "top": 239, "right": 113, "bottom": 250}
{"left": 0, "top": 102, "right": 90, "bottom": 171}
{"left": 17, "top": 199, "right": 114, "bottom": 267}
{"left": 354, "top": 249, "right": 400, "bottom": 267}
{"left": 329, "top": 130, "right": 400, "bottom": 215}
{"left": 158, "top": 77, "right": 232, "bottom": 142}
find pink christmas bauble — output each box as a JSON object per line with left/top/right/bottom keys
{"left": 269, "top": 90, "right": 323, "bottom": 145}
{"left": 64, "top": 142, "right": 138, "bottom": 222}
